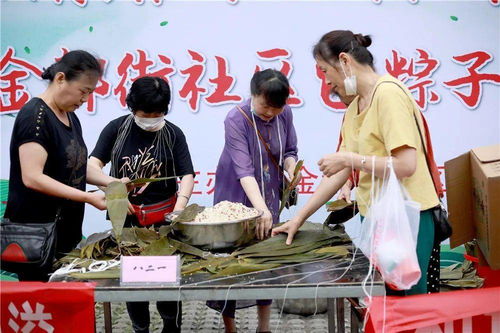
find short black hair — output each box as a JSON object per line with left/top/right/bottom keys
{"left": 41, "top": 50, "right": 102, "bottom": 82}
{"left": 250, "top": 69, "right": 290, "bottom": 108}
{"left": 126, "top": 76, "right": 171, "bottom": 114}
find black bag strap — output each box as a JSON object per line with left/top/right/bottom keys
{"left": 55, "top": 206, "right": 62, "bottom": 221}
{"left": 2, "top": 206, "right": 62, "bottom": 224}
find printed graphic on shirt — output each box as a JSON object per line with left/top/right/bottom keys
{"left": 118, "top": 145, "right": 164, "bottom": 195}
{"left": 65, "top": 139, "right": 87, "bottom": 187}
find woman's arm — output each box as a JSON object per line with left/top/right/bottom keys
{"left": 240, "top": 176, "right": 273, "bottom": 240}
{"left": 20, "top": 142, "right": 106, "bottom": 210}
{"left": 337, "top": 178, "right": 353, "bottom": 203}
{"left": 272, "top": 167, "right": 351, "bottom": 244}
{"left": 87, "top": 156, "right": 117, "bottom": 187}
{"left": 174, "top": 174, "right": 194, "bottom": 211}
{"left": 318, "top": 146, "right": 417, "bottom": 179}
{"left": 87, "top": 156, "right": 135, "bottom": 213}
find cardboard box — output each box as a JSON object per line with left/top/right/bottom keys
{"left": 445, "top": 144, "right": 500, "bottom": 269}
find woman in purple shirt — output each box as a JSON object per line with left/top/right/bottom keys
{"left": 209, "top": 69, "right": 299, "bottom": 333}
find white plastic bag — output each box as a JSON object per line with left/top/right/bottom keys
{"left": 358, "top": 157, "right": 421, "bottom": 290}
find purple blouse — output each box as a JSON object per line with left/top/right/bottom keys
{"left": 214, "top": 99, "right": 298, "bottom": 224}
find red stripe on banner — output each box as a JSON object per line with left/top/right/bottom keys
{"left": 1, "top": 282, "right": 96, "bottom": 332}
{"left": 367, "top": 287, "right": 500, "bottom": 333}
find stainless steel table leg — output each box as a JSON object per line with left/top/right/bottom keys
{"left": 350, "top": 302, "right": 359, "bottom": 333}
{"left": 336, "top": 298, "right": 345, "bottom": 333}
{"left": 327, "top": 298, "right": 336, "bottom": 333}
{"left": 103, "top": 302, "right": 112, "bottom": 333}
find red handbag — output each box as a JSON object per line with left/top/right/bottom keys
{"left": 131, "top": 196, "right": 176, "bottom": 226}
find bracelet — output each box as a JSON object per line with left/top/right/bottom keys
{"left": 178, "top": 194, "right": 190, "bottom": 201}
{"left": 360, "top": 155, "right": 367, "bottom": 171}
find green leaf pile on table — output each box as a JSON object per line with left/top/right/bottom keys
{"left": 57, "top": 222, "right": 352, "bottom": 280}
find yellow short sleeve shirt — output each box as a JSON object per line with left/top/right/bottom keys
{"left": 341, "top": 75, "right": 439, "bottom": 215}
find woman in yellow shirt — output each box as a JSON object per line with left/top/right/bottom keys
{"left": 273, "top": 30, "right": 440, "bottom": 295}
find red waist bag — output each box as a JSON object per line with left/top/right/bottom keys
{"left": 131, "top": 196, "right": 176, "bottom": 226}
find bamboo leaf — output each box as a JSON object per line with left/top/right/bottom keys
{"left": 106, "top": 181, "right": 128, "bottom": 242}
{"left": 279, "top": 160, "right": 304, "bottom": 215}
{"left": 133, "top": 227, "right": 160, "bottom": 248}
{"left": 169, "top": 238, "right": 212, "bottom": 258}
{"left": 313, "top": 246, "right": 350, "bottom": 256}
{"left": 69, "top": 268, "right": 120, "bottom": 280}
{"left": 172, "top": 204, "right": 205, "bottom": 223}
{"left": 244, "top": 252, "right": 339, "bottom": 265}
{"left": 128, "top": 176, "right": 180, "bottom": 186}
{"left": 441, "top": 277, "right": 484, "bottom": 288}
{"left": 141, "top": 237, "right": 177, "bottom": 256}
{"left": 326, "top": 199, "right": 354, "bottom": 212}
{"left": 81, "top": 242, "right": 97, "bottom": 259}
{"left": 233, "top": 225, "right": 347, "bottom": 257}
{"left": 291, "top": 160, "right": 304, "bottom": 187}
{"left": 210, "top": 262, "right": 280, "bottom": 278}
{"left": 158, "top": 225, "right": 172, "bottom": 237}
{"left": 181, "top": 256, "right": 236, "bottom": 275}
{"left": 121, "top": 228, "right": 139, "bottom": 243}
{"left": 77, "top": 230, "right": 113, "bottom": 249}
{"left": 239, "top": 238, "right": 335, "bottom": 258}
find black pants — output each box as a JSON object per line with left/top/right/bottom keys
{"left": 126, "top": 301, "right": 182, "bottom": 333}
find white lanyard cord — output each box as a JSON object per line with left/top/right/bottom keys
{"left": 277, "top": 117, "right": 284, "bottom": 184}
{"left": 251, "top": 111, "right": 266, "bottom": 201}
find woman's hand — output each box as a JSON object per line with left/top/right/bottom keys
{"left": 286, "top": 165, "right": 302, "bottom": 188}
{"left": 271, "top": 216, "right": 303, "bottom": 245}
{"left": 127, "top": 200, "right": 135, "bottom": 215}
{"left": 318, "top": 152, "right": 350, "bottom": 177}
{"left": 337, "top": 179, "right": 352, "bottom": 203}
{"left": 118, "top": 177, "right": 137, "bottom": 192}
{"left": 256, "top": 209, "right": 273, "bottom": 240}
{"left": 86, "top": 191, "right": 107, "bottom": 210}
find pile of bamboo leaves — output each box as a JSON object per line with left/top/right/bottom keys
{"left": 439, "top": 241, "right": 485, "bottom": 290}
{"left": 59, "top": 182, "right": 351, "bottom": 280}
{"left": 233, "top": 223, "right": 351, "bottom": 266}
{"left": 57, "top": 222, "right": 352, "bottom": 280}
{"left": 440, "top": 259, "right": 484, "bottom": 289}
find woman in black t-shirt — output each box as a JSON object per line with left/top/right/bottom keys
{"left": 88, "top": 76, "right": 195, "bottom": 333}
{"left": 4, "top": 50, "right": 115, "bottom": 281}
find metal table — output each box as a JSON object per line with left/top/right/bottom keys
{"left": 88, "top": 253, "right": 384, "bottom": 332}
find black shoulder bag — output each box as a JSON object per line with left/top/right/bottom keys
{"left": 0, "top": 209, "right": 59, "bottom": 272}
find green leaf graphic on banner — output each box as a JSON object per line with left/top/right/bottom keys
{"left": 160, "top": 21, "right": 168, "bottom": 27}
{"left": 24, "top": 47, "right": 31, "bottom": 54}
{"left": 450, "top": 16, "right": 458, "bottom": 21}
{"left": 89, "top": 26, "right": 94, "bottom": 32}
{"left": 0, "top": 179, "right": 9, "bottom": 218}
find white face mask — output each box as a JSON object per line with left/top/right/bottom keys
{"left": 340, "top": 62, "right": 357, "bottom": 96}
{"left": 134, "top": 115, "right": 165, "bottom": 132}
{"left": 250, "top": 97, "right": 257, "bottom": 115}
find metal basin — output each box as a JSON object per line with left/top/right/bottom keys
{"left": 275, "top": 298, "right": 328, "bottom": 315}
{"left": 165, "top": 210, "right": 262, "bottom": 250}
